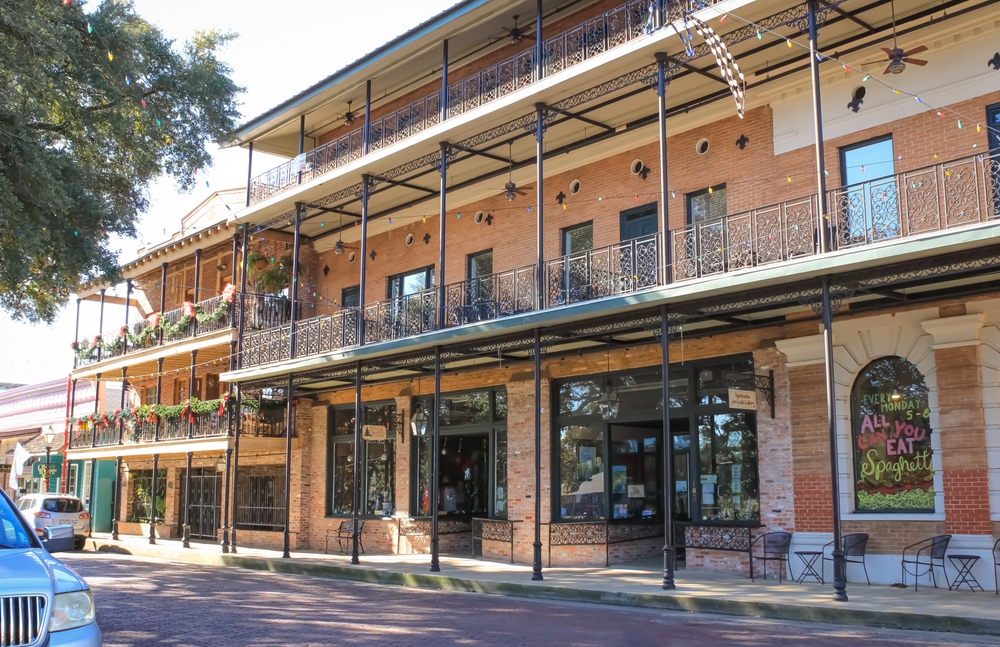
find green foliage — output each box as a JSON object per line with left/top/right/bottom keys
{"left": 857, "top": 488, "right": 935, "bottom": 511}
{"left": 0, "top": 1, "right": 243, "bottom": 322}
{"left": 246, "top": 253, "right": 295, "bottom": 295}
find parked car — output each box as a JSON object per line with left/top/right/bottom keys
{"left": 0, "top": 487, "right": 101, "bottom": 646}
{"left": 16, "top": 494, "right": 91, "bottom": 551}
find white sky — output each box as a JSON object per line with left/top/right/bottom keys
{"left": 0, "top": 0, "right": 455, "bottom": 385}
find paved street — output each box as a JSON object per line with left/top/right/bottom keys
{"left": 61, "top": 553, "right": 996, "bottom": 647}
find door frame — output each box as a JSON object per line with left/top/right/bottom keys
{"left": 619, "top": 202, "right": 658, "bottom": 240}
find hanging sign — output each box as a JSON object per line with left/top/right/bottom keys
{"left": 728, "top": 389, "right": 757, "bottom": 410}
{"left": 362, "top": 425, "right": 387, "bottom": 441}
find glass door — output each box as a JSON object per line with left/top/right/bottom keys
{"left": 670, "top": 418, "right": 692, "bottom": 524}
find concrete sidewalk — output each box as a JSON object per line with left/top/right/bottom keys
{"left": 87, "top": 534, "right": 1000, "bottom": 636}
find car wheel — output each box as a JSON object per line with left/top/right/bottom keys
{"left": 73, "top": 537, "right": 86, "bottom": 551}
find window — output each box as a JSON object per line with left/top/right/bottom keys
{"left": 840, "top": 135, "right": 894, "bottom": 186}
{"left": 235, "top": 466, "right": 285, "bottom": 531}
{"left": 388, "top": 266, "right": 434, "bottom": 298}
{"left": 205, "top": 374, "right": 220, "bottom": 401}
{"left": 837, "top": 136, "right": 897, "bottom": 244}
{"left": 562, "top": 222, "right": 593, "bottom": 255}
{"left": 342, "top": 286, "right": 360, "bottom": 309}
{"left": 559, "top": 423, "right": 606, "bottom": 521}
{"left": 175, "top": 378, "right": 202, "bottom": 404}
{"left": 850, "top": 356, "right": 934, "bottom": 512}
{"left": 129, "top": 469, "right": 166, "bottom": 523}
{"left": 67, "top": 464, "right": 79, "bottom": 499}
{"left": 327, "top": 403, "right": 397, "bottom": 517}
{"left": 411, "top": 387, "right": 507, "bottom": 519}
{"left": 686, "top": 185, "right": 727, "bottom": 224}
{"left": 143, "top": 387, "right": 157, "bottom": 405}
{"left": 468, "top": 249, "right": 493, "bottom": 279}
{"left": 82, "top": 461, "right": 93, "bottom": 510}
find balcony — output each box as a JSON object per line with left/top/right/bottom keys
{"left": 238, "top": 152, "right": 1000, "bottom": 371}
{"left": 73, "top": 293, "right": 289, "bottom": 368}
{"left": 246, "top": 0, "right": 722, "bottom": 206}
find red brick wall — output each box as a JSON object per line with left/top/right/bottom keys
{"left": 789, "top": 362, "right": 833, "bottom": 533}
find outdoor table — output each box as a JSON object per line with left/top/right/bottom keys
{"left": 948, "top": 555, "right": 984, "bottom": 592}
{"left": 795, "top": 551, "right": 824, "bottom": 584}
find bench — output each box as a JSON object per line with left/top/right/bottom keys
{"left": 325, "top": 519, "right": 364, "bottom": 555}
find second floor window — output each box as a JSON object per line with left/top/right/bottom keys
{"left": 388, "top": 266, "right": 434, "bottom": 299}
{"left": 687, "top": 184, "right": 727, "bottom": 224}
{"left": 342, "top": 286, "right": 360, "bottom": 309}
{"left": 468, "top": 250, "right": 493, "bottom": 279}
{"left": 143, "top": 387, "right": 156, "bottom": 405}
{"left": 562, "top": 222, "right": 593, "bottom": 255}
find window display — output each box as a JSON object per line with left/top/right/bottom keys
{"left": 326, "top": 403, "right": 396, "bottom": 516}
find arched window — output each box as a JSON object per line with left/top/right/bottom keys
{"left": 851, "top": 357, "right": 934, "bottom": 512}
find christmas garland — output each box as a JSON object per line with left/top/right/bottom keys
{"left": 72, "top": 397, "right": 235, "bottom": 429}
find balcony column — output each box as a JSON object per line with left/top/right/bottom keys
{"left": 296, "top": 115, "right": 305, "bottom": 185}
{"left": 289, "top": 204, "right": 303, "bottom": 358}
{"left": 154, "top": 358, "right": 163, "bottom": 442}
{"left": 117, "top": 367, "right": 127, "bottom": 445}
{"left": 67, "top": 378, "right": 77, "bottom": 446}
{"left": 808, "top": 0, "right": 831, "bottom": 254}
{"left": 655, "top": 53, "right": 671, "bottom": 284}
{"left": 441, "top": 40, "right": 448, "bottom": 120}
{"left": 430, "top": 346, "right": 441, "bottom": 572}
{"left": 282, "top": 377, "right": 295, "bottom": 560}
{"left": 535, "top": 0, "right": 543, "bottom": 82}
{"left": 245, "top": 141, "right": 254, "bottom": 207}
{"left": 122, "top": 278, "right": 132, "bottom": 355}
{"left": 91, "top": 374, "right": 101, "bottom": 448}
{"left": 187, "top": 349, "right": 198, "bottom": 439}
{"left": 351, "top": 361, "right": 362, "bottom": 565}
{"left": 149, "top": 453, "right": 158, "bottom": 545}
{"left": 220, "top": 447, "right": 232, "bottom": 553}
{"left": 438, "top": 142, "right": 448, "bottom": 329}
{"left": 158, "top": 262, "right": 168, "bottom": 346}
{"left": 111, "top": 456, "right": 122, "bottom": 540}
{"left": 237, "top": 231, "right": 249, "bottom": 369}
{"left": 192, "top": 249, "right": 203, "bottom": 336}
{"left": 182, "top": 451, "right": 193, "bottom": 548}
{"left": 230, "top": 386, "right": 243, "bottom": 554}
{"left": 358, "top": 175, "right": 370, "bottom": 346}
{"left": 532, "top": 101, "right": 545, "bottom": 582}
{"left": 231, "top": 231, "right": 249, "bottom": 555}
{"left": 97, "top": 288, "right": 106, "bottom": 361}
{"left": 72, "top": 298, "right": 81, "bottom": 370}
{"left": 363, "top": 80, "right": 372, "bottom": 154}
{"left": 659, "top": 304, "right": 675, "bottom": 589}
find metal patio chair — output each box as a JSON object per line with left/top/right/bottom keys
{"left": 901, "top": 534, "right": 951, "bottom": 591}
{"left": 750, "top": 531, "right": 793, "bottom": 582}
{"left": 325, "top": 519, "right": 365, "bottom": 555}
{"left": 822, "top": 533, "right": 871, "bottom": 585}
{"left": 993, "top": 537, "right": 1000, "bottom": 595}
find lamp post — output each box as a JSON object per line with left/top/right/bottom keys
{"left": 43, "top": 426, "right": 56, "bottom": 493}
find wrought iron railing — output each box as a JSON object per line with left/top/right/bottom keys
{"left": 69, "top": 426, "right": 92, "bottom": 449}
{"left": 235, "top": 470, "right": 285, "bottom": 530}
{"left": 94, "top": 425, "right": 120, "bottom": 447}
{"left": 246, "top": 0, "right": 726, "bottom": 205}
{"left": 124, "top": 420, "right": 157, "bottom": 445}
{"left": 363, "top": 288, "right": 438, "bottom": 345}
{"left": 296, "top": 307, "right": 361, "bottom": 357}
{"left": 242, "top": 407, "right": 291, "bottom": 438}
{"left": 545, "top": 233, "right": 661, "bottom": 307}
{"left": 190, "top": 412, "right": 228, "bottom": 438}
{"left": 443, "top": 265, "right": 536, "bottom": 327}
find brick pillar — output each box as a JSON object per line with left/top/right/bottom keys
{"left": 507, "top": 374, "right": 551, "bottom": 565}
{"left": 289, "top": 402, "right": 313, "bottom": 549}
{"left": 394, "top": 395, "right": 412, "bottom": 518}
{"left": 753, "top": 346, "right": 795, "bottom": 533}
{"left": 776, "top": 336, "right": 831, "bottom": 533}
{"left": 921, "top": 314, "right": 991, "bottom": 535}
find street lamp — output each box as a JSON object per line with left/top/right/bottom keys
{"left": 43, "top": 426, "right": 56, "bottom": 493}
{"left": 410, "top": 408, "right": 428, "bottom": 436}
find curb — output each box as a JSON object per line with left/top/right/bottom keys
{"left": 89, "top": 539, "right": 1000, "bottom": 636}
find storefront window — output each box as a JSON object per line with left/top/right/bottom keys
{"left": 327, "top": 403, "right": 397, "bottom": 516}
{"left": 851, "top": 357, "right": 934, "bottom": 512}
{"left": 609, "top": 426, "right": 659, "bottom": 520}
{"left": 559, "top": 423, "right": 606, "bottom": 520}
{"left": 495, "top": 430, "right": 508, "bottom": 519}
{"left": 697, "top": 413, "right": 759, "bottom": 521}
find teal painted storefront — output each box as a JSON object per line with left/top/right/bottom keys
{"left": 92, "top": 460, "right": 117, "bottom": 533}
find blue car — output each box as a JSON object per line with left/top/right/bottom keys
{"left": 0, "top": 487, "right": 101, "bottom": 646}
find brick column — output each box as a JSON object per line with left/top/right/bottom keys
{"left": 507, "top": 374, "right": 551, "bottom": 565}
{"left": 288, "top": 401, "right": 313, "bottom": 549}
{"left": 775, "top": 335, "right": 831, "bottom": 533}
{"left": 753, "top": 345, "right": 795, "bottom": 533}
{"left": 921, "top": 314, "right": 991, "bottom": 535}
{"left": 394, "top": 395, "right": 412, "bottom": 518}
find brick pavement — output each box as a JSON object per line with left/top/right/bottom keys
{"left": 61, "top": 553, "right": 997, "bottom": 647}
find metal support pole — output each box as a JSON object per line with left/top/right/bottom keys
{"left": 67, "top": 378, "right": 77, "bottom": 462}
{"left": 221, "top": 447, "right": 232, "bottom": 553}
{"left": 158, "top": 262, "right": 168, "bottom": 346}
{"left": 352, "top": 361, "right": 363, "bottom": 564}
{"left": 72, "top": 298, "right": 81, "bottom": 370}
{"left": 154, "top": 358, "right": 163, "bottom": 442}
{"left": 297, "top": 115, "right": 305, "bottom": 185}
{"left": 91, "top": 374, "right": 100, "bottom": 449}
{"left": 149, "top": 454, "right": 158, "bottom": 544}
{"left": 358, "top": 175, "right": 370, "bottom": 346}
{"left": 87, "top": 458, "right": 97, "bottom": 519}
{"left": 283, "top": 375, "right": 294, "bottom": 559}
{"left": 122, "top": 278, "right": 132, "bottom": 354}
{"left": 363, "top": 81, "right": 372, "bottom": 155}
{"left": 237, "top": 232, "right": 249, "bottom": 370}
{"left": 441, "top": 40, "right": 449, "bottom": 120}
{"left": 187, "top": 350, "right": 197, "bottom": 439}
{"left": 532, "top": 100, "right": 545, "bottom": 582}
{"left": 532, "top": 329, "right": 543, "bottom": 580}
{"left": 45, "top": 448, "right": 51, "bottom": 493}
{"left": 192, "top": 249, "right": 202, "bottom": 335}
{"left": 660, "top": 304, "right": 675, "bottom": 589}
{"left": 245, "top": 141, "right": 254, "bottom": 207}
{"left": 230, "top": 234, "right": 240, "bottom": 297}
{"left": 808, "top": 0, "right": 831, "bottom": 254}
{"left": 430, "top": 346, "right": 441, "bottom": 572}
{"left": 289, "top": 204, "right": 303, "bottom": 358}
{"left": 111, "top": 456, "right": 122, "bottom": 540}
{"left": 97, "top": 289, "right": 106, "bottom": 361}
{"left": 535, "top": 0, "right": 543, "bottom": 82}
{"left": 438, "top": 142, "right": 448, "bottom": 330}
{"left": 182, "top": 451, "right": 192, "bottom": 548}
{"left": 655, "top": 53, "right": 671, "bottom": 284}
{"left": 117, "top": 366, "right": 127, "bottom": 445}
{"left": 231, "top": 232, "right": 248, "bottom": 554}
{"left": 820, "top": 276, "right": 847, "bottom": 601}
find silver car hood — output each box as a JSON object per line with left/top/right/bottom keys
{"left": 0, "top": 548, "right": 88, "bottom": 596}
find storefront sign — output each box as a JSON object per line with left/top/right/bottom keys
{"left": 728, "top": 389, "right": 757, "bottom": 410}
{"left": 361, "top": 425, "right": 387, "bottom": 441}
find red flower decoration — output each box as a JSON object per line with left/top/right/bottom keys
{"left": 222, "top": 284, "right": 237, "bottom": 303}
{"left": 183, "top": 301, "right": 196, "bottom": 317}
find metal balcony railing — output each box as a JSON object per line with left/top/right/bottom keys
{"left": 236, "top": 152, "right": 1000, "bottom": 371}
{"left": 246, "top": 0, "right": 727, "bottom": 206}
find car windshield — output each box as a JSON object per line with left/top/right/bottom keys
{"left": 0, "top": 493, "right": 35, "bottom": 549}
{"left": 42, "top": 498, "right": 83, "bottom": 513}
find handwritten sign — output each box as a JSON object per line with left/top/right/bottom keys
{"left": 362, "top": 425, "right": 387, "bottom": 441}
{"left": 728, "top": 389, "right": 757, "bottom": 410}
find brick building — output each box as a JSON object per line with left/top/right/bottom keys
{"left": 67, "top": 0, "right": 1000, "bottom": 593}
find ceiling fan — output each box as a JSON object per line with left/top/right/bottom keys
{"left": 501, "top": 15, "right": 536, "bottom": 46}
{"left": 501, "top": 143, "right": 528, "bottom": 202}
{"left": 336, "top": 100, "right": 356, "bottom": 127}
{"left": 877, "top": 1, "right": 928, "bottom": 75}
{"left": 333, "top": 214, "right": 360, "bottom": 255}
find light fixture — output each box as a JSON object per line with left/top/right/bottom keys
{"left": 43, "top": 426, "right": 56, "bottom": 449}
{"left": 343, "top": 100, "right": 355, "bottom": 127}
{"left": 216, "top": 456, "right": 227, "bottom": 473}
{"left": 890, "top": 389, "right": 902, "bottom": 401}
{"left": 334, "top": 213, "right": 345, "bottom": 255}
{"left": 410, "top": 408, "right": 428, "bottom": 436}
{"left": 598, "top": 381, "right": 620, "bottom": 420}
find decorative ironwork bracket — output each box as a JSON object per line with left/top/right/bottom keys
{"left": 755, "top": 370, "right": 775, "bottom": 419}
